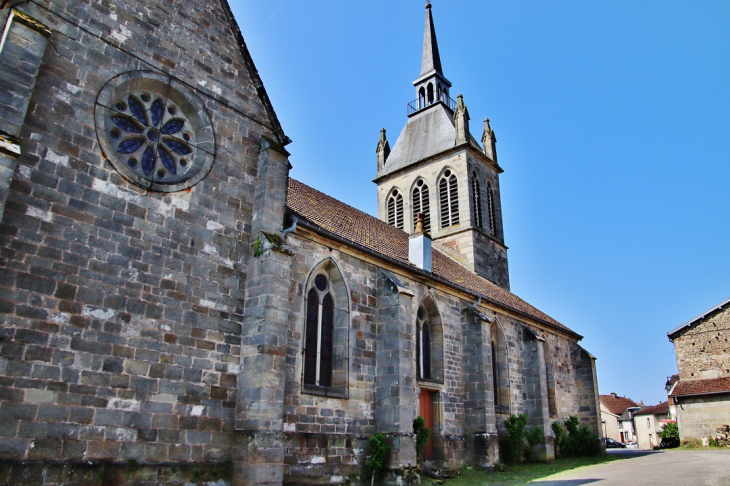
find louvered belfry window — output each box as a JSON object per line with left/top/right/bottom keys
{"left": 411, "top": 180, "right": 431, "bottom": 233}
{"left": 439, "top": 170, "right": 460, "bottom": 228}
{"left": 487, "top": 182, "right": 496, "bottom": 235}
{"left": 387, "top": 190, "right": 404, "bottom": 230}
{"left": 472, "top": 172, "right": 483, "bottom": 230}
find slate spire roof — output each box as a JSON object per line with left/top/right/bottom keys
{"left": 420, "top": 2, "right": 444, "bottom": 79}
{"left": 286, "top": 178, "right": 581, "bottom": 339}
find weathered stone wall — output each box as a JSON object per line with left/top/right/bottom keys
{"left": 674, "top": 393, "right": 730, "bottom": 441}
{"left": 279, "top": 230, "right": 589, "bottom": 483}
{"left": 0, "top": 0, "right": 281, "bottom": 480}
{"left": 672, "top": 306, "right": 730, "bottom": 380}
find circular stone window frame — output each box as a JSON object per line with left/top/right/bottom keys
{"left": 95, "top": 70, "right": 216, "bottom": 193}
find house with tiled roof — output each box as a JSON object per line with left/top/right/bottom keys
{"left": 599, "top": 393, "right": 641, "bottom": 443}
{"left": 668, "top": 299, "right": 730, "bottom": 442}
{"left": 633, "top": 402, "right": 670, "bottom": 449}
{"left": 0, "top": 1, "right": 601, "bottom": 485}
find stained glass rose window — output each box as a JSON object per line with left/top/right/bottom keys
{"left": 95, "top": 71, "right": 215, "bottom": 192}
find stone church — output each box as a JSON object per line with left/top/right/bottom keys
{"left": 0, "top": 1, "right": 601, "bottom": 484}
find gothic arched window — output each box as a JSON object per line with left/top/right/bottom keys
{"left": 439, "top": 170, "right": 459, "bottom": 228}
{"left": 490, "top": 322, "right": 510, "bottom": 414}
{"left": 427, "top": 83, "right": 434, "bottom": 104}
{"left": 419, "top": 87, "right": 426, "bottom": 110}
{"left": 472, "top": 172, "right": 483, "bottom": 230}
{"left": 412, "top": 180, "right": 431, "bottom": 233}
{"left": 416, "top": 299, "right": 444, "bottom": 383}
{"left": 387, "top": 190, "right": 404, "bottom": 230}
{"left": 302, "top": 260, "right": 350, "bottom": 397}
{"left": 487, "top": 182, "right": 496, "bottom": 235}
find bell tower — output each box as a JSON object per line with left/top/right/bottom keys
{"left": 374, "top": 2, "right": 510, "bottom": 290}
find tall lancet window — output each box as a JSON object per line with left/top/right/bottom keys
{"left": 387, "top": 190, "right": 404, "bottom": 230}
{"left": 302, "top": 259, "right": 350, "bottom": 398}
{"left": 412, "top": 180, "right": 431, "bottom": 233}
{"left": 416, "top": 298, "right": 444, "bottom": 383}
{"left": 439, "top": 170, "right": 460, "bottom": 228}
{"left": 472, "top": 172, "right": 483, "bottom": 230}
{"left": 487, "top": 182, "right": 496, "bottom": 235}
{"left": 304, "top": 275, "right": 334, "bottom": 387}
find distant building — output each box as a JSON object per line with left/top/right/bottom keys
{"left": 668, "top": 298, "right": 730, "bottom": 442}
{"left": 600, "top": 393, "right": 641, "bottom": 443}
{"left": 633, "top": 402, "right": 670, "bottom": 449}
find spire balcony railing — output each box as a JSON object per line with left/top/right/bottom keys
{"left": 407, "top": 93, "right": 456, "bottom": 116}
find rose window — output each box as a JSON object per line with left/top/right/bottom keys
{"left": 95, "top": 71, "right": 215, "bottom": 192}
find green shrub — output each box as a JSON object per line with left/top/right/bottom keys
{"left": 525, "top": 425, "right": 544, "bottom": 462}
{"left": 413, "top": 416, "right": 430, "bottom": 459}
{"left": 368, "top": 433, "right": 391, "bottom": 486}
{"left": 499, "top": 414, "right": 545, "bottom": 464}
{"left": 660, "top": 422, "right": 679, "bottom": 440}
{"left": 552, "top": 415, "right": 600, "bottom": 457}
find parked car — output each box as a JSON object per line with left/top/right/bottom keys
{"left": 625, "top": 441, "right": 638, "bottom": 449}
{"left": 659, "top": 437, "right": 680, "bottom": 449}
{"left": 605, "top": 437, "right": 626, "bottom": 448}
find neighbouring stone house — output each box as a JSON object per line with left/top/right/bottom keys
{"left": 633, "top": 401, "right": 669, "bottom": 450}
{"left": 668, "top": 298, "right": 730, "bottom": 442}
{"left": 0, "top": 1, "right": 601, "bottom": 485}
{"left": 599, "top": 393, "right": 640, "bottom": 443}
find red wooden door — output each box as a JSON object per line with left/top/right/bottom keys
{"left": 419, "top": 389, "right": 435, "bottom": 459}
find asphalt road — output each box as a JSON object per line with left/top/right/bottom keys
{"left": 531, "top": 449, "right": 730, "bottom": 486}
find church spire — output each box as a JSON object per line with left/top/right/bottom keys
{"left": 420, "top": 2, "right": 443, "bottom": 78}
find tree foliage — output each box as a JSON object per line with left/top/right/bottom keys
{"left": 499, "top": 414, "right": 544, "bottom": 464}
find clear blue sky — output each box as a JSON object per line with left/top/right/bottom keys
{"left": 231, "top": 1, "right": 730, "bottom": 406}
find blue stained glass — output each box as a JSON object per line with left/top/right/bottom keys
{"left": 128, "top": 96, "right": 147, "bottom": 124}
{"left": 112, "top": 116, "right": 143, "bottom": 133}
{"left": 160, "top": 119, "right": 184, "bottom": 135}
{"left": 163, "top": 138, "right": 191, "bottom": 155}
{"left": 159, "top": 147, "right": 177, "bottom": 175}
{"left": 183, "top": 133, "right": 190, "bottom": 141}
{"left": 118, "top": 138, "right": 144, "bottom": 154}
{"left": 150, "top": 99, "right": 163, "bottom": 127}
{"left": 142, "top": 147, "right": 155, "bottom": 175}
{"left": 147, "top": 130, "right": 159, "bottom": 142}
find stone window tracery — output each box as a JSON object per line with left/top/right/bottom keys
{"left": 95, "top": 71, "right": 215, "bottom": 192}
{"left": 439, "top": 170, "right": 459, "bottom": 228}
{"left": 412, "top": 179, "right": 431, "bottom": 233}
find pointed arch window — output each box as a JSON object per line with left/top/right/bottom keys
{"left": 387, "top": 190, "right": 404, "bottom": 230}
{"left": 487, "top": 182, "right": 496, "bottom": 235}
{"left": 416, "top": 300, "right": 444, "bottom": 383}
{"left": 419, "top": 87, "right": 426, "bottom": 110}
{"left": 472, "top": 172, "right": 483, "bottom": 230}
{"left": 439, "top": 170, "right": 459, "bottom": 228}
{"left": 412, "top": 180, "right": 431, "bottom": 233}
{"left": 490, "top": 322, "right": 510, "bottom": 414}
{"left": 302, "top": 260, "right": 350, "bottom": 398}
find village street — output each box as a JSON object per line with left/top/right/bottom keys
{"left": 531, "top": 449, "right": 730, "bottom": 486}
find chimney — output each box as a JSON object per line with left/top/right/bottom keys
{"left": 409, "top": 213, "right": 432, "bottom": 272}
{"left": 611, "top": 392, "right": 617, "bottom": 398}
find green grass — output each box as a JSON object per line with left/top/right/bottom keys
{"left": 422, "top": 455, "right": 624, "bottom": 486}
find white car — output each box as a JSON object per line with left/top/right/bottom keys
{"left": 625, "top": 441, "right": 638, "bottom": 449}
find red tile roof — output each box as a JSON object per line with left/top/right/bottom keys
{"left": 670, "top": 376, "right": 730, "bottom": 397}
{"left": 634, "top": 401, "right": 669, "bottom": 416}
{"left": 599, "top": 394, "right": 640, "bottom": 415}
{"left": 286, "top": 178, "right": 580, "bottom": 338}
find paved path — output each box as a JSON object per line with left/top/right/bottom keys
{"left": 531, "top": 449, "right": 730, "bottom": 486}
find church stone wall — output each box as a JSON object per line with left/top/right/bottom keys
{"left": 0, "top": 0, "right": 282, "bottom": 483}
{"left": 278, "top": 231, "right": 592, "bottom": 484}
